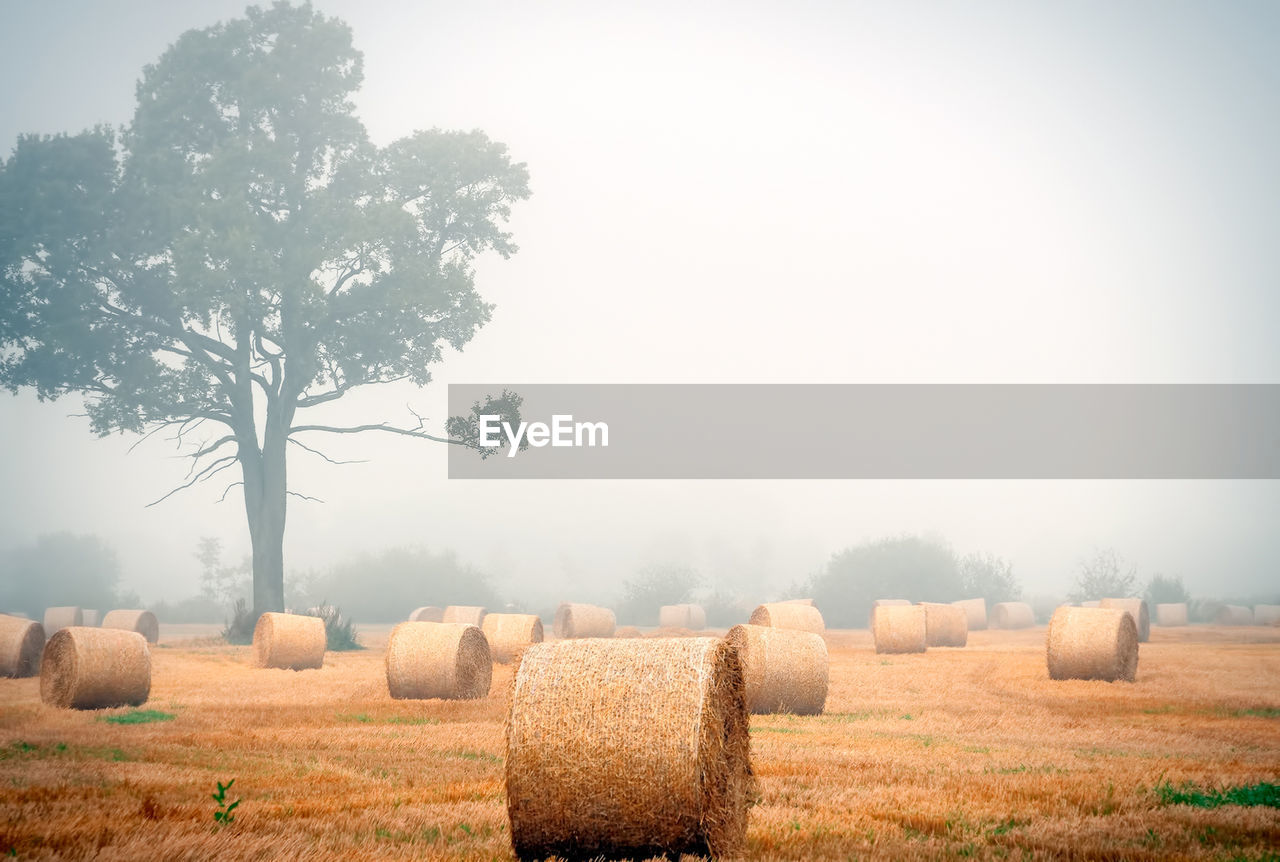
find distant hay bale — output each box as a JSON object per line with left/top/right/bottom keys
{"left": 0, "top": 614, "right": 45, "bottom": 678}
{"left": 481, "top": 613, "right": 544, "bottom": 664}
{"left": 614, "top": 625, "right": 643, "bottom": 638}
{"left": 1253, "top": 604, "right": 1280, "bottom": 626}
{"left": 506, "top": 637, "right": 751, "bottom": 860}
{"left": 990, "top": 602, "right": 1035, "bottom": 629}
{"left": 725, "top": 624, "right": 827, "bottom": 714}
{"left": 1046, "top": 606, "right": 1138, "bottom": 682}
{"left": 81, "top": 610, "right": 99, "bottom": 627}
{"left": 42, "top": 607, "right": 83, "bottom": 638}
{"left": 553, "top": 603, "right": 616, "bottom": 639}
{"left": 1080, "top": 600, "right": 1101, "bottom": 608}
{"left": 1155, "top": 602, "right": 1189, "bottom": 627}
{"left": 658, "top": 603, "right": 707, "bottom": 630}
{"left": 919, "top": 602, "right": 968, "bottom": 647}
{"left": 39, "top": 627, "right": 151, "bottom": 709}
{"left": 385, "top": 621, "right": 491, "bottom": 699}
{"left": 1098, "top": 598, "right": 1149, "bottom": 642}
{"left": 100, "top": 609, "right": 160, "bottom": 644}
{"left": 1215, "top": 605, "right": 1254, "bottom": 626}
{"left": 951, "top": 598, "right": 987, "bottom": 631}
{"left": 409, "top": 606, "right": 444, "bottom": 623}
{"left": 749, "top": 602, "right": 825, "bottom": 634}
{"left": 442, "top": 605, "right": 488, "bottom": 627}
{"left": 252, "top": 612, "right": 325, "bottom": 670}
{"left": 872, "top": 605, "right": 927, "bottom": 654}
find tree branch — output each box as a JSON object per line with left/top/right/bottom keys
{"left": 146, "top": 455, "right": 239, "bottom": 507}
{"left": 287, "top": 437, "right": 368, "bottom": 465}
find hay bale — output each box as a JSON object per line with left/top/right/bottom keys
{"left": 506, "top": 637, "right": 751, "bottom": 860}
{"left": 1215, "top": 604, "right": 1254, "bottom": 626}
{"left": 39, "top": 627, "right": 151, "bottom": 708}
{"left": 553, "top": 603, "right": 616, "bottom": 639}
{"left": 748, "top": 602, "right": 825, "bottom": 634}
{"left": 1098, "top": 598, "right": 1150, "bottom": 642}
{"left": 951, "top": 598, "right": 987, "bottom": 631}
{"left": 252, "top": 612, "right": 325, "bottom": 670}
{"left": 648, "top": 626, "right": 696, "bottom": 638}
{"left": 1155, "top": 602, "right": 1189, "bottom": 627}
{"left": 990, "top": 601, "right": 1035, "bottom": 629}
{"left": 1252, "top": 604, "right": 1280, "bottom": 626}
{"left": 100, "top": 609, "right": 159, "bottom": 644}
{"left": 409, "top": 606, "right": 444, "bottom": 622}
{"left": 1046, "top": 606, "right": 1138, "bottom": 682}
{"left": 919, "top": 602, "right": 968, "bottom": 647}
{"left": 385, "top": 621, "right": 491, "bottom": 699}
{"left": 871, "top": 605, "right": 927, "bottom": 654}
{"left": 81, "top": 610, "right": 100, "bottom": 627}
{"left": 42, "top": 606, "right": 82, "bottom": 638}
{"left": 1080, "top": 600, "right": 1101, "bottom": 608}
{"left": 725, "top": 624, "right": 827, "bottom": 714}
{"left": 0, "top": 614, "right": 45, "bottom": 678}
{"left": 442, "top": 605, "right": 488, "bottom": 627}
{"left": 481, "top": 613, "right": 544, "bottom": 664}
{"left": 614, "top": 625, "right": 643, "bottom": 638}
{"left": 658, "top": 603, "right": 707, "bottom": 630}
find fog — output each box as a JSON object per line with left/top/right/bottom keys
{"left": 2, "top": 0, "right": 1278, "bottom": 610}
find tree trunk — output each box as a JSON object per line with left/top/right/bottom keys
{"left": 240, "top": 412, "right": 289, "bottom": 615}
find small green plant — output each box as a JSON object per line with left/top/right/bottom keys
{"left": 212, "top": 779, "right": 241, "bottom": 825}
{"left": 1155, "top": 781, "right": 1279, "bottom": 809}
{"left": 100, "top": 709, "right": 176, "bottom": 725}
{"left": 309, "top": 602, "right": 362, "bottom": 651}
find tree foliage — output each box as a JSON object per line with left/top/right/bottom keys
{"left": 958, "top": 552, "right": 1022, "bottom": 605}
{"left": 0, "top": 533, "right": 136, "bottom": 618}
{"left": 1144, "top": 573, "right": 1191, "bottom": 606}
{"left": 1069, "top": 548, "right": 1138, "bottom": 603}
{"left": 811, "top": 535, "right": 962, "bottom": 628}
{"left": 615, "top": 565, "right": 701, "bottom": 627}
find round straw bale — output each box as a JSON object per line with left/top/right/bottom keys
{"left": 553, "top": 603, "right": 616, "bottom": 638}
{"left": 951, "top": 598, "right": 987, "bottom": 631}
{"left": 658, "top": 603, "right": 707, "bottom": 630}
{"left": 506, "top": 637, "right": 751, "bottom": 860}
{"left": 42, "top": 607, "right": 83, "bottom": 637}
{"left": 39, "top": 627, "right": 151, "bottom": 708}
{"left": 872, "top": 605, "right": 927, "bottom": 654}
{"left": 252, "top": 612, "right": 325, "bottom": 670}
{"left": 1046, "top": 606, "right": 1138, "bottom": 682}
{"left": 1155, "top": 602, "right": 1189, "bottom": 627}
{"left": 990, "top": 601, "right": 1035, "bottom": 629}
{"left": 81, "top": 610, "right": 99, "bottom": 627}
{"left": 442, "top": 605, "right": 487, "bottom": 627}
{"left": 1214, "top": 604, "right": 1254, "bottom": 626}
{"left": 614, "top": 625, "right": 643, "bottom": 638}
{"left": 0, "top": 614, "right": 45, "bottom": 678}
{"left": 725, "top": 624, "right": 827, "bottom": 714}
{"left": 919, "top": 602, "right": 968, "bottom": 647}
{"left": 1080, "top": 600, "right": 1100, "bottom": 608}
{"left": 385, "top": 621, "right": 491, "bottom": 699}
{"left": 1252, "top": 604, "right": 1280, "bottom": 626}
{"left": 409, "top": 606, "right": 444, "bottom": 622}
{"left": 782, "top": 598, "right": 815, "bottom": 606}
{"left": 749, "top": 602, "right": 825, "bottom": 634}
{"left": 1098, "top": 598, "right": 1149, "bottom": 642}
{"left": 100, "top": 609, "right": 159, "bottom": 644}
{"left": 481, "top": 613, "right": 543, "bottom": 664}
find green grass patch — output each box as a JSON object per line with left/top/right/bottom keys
{"left": 337, "top": 713, "right": 438, "bottom": 726}
{"left": 442, "top": 749, "right": 502, "bottom": 764}
{"left": 99, "top": 709, "right": 176, "bottom": 725}
{"left": 1218, "top": 706, "right": 1280, "bottom": 719}
{"left": 1155, "top": 781, "right": 1280, "bottom": 809}
{"left": 750, "top": 725, "right": 805, "bottom": 735}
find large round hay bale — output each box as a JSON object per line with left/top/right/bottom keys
{"left": 725, "top": 624, "right": 827, "bottom": 714}
{"left": 749, "top": 602, "right": 825, "bottom": 634}
{"left": 614, "top": 625, "right": 643, "bottom": 638}
{"left": 100, "top": 609, "right": 159, "bottom": 644}
{"left": 990, "top": 601, "right": 1035, "bottom": 629}
{"left": 1215, "top": 604, "right": 1254, "bottom": 626}
{"left": 506, "top": 638, "right": 751, "bottom": 860}
{"left": 442, "top": 605, "right": 487, "bottom": 627}
{"left": 0, "top": 614, "right": 45, "bottom": 678}
{"left": 1155, "top": 602, "right": 1189, "bottom": 627}
{"left": 1252, "top": 604, "right": 1280, "bottom": 626}
{"left": 409, "top": 606, "right": 444, "bottom": 623}
{"left": 872, "top": 605, "right": 927, "bottom": 654}
{"left": 385, "top": 621, "right": 491, "bottom": 699}
{"left": 1098, "top": 598, "right": 1149, "bottom": 642}
{"left": 951, "top": 598, "right": 987, "bottom": 631}
{"left": 553, "top": 603, "right": 616, "bottom": 639}
{"left": 919, "top": 602, "right": 968, "bottom": 647}
{"left": 39, "top": 627, "right": 151, "bottom": 709}
{"left": 1046, "top": 606, "right": 1138, "bottom": 682}
{"left": 81, "top": 610, "right": 100, "bottom": 627}
{"left": 481, "top": 613, "right": 543, "bottom": 664}
{"left": 658, "top": 603, "right": 707, "bottom": 630}
{"left": 252, "top": 612, "right": 325, "bottom": 670}
{"left": 42, "top": 607, "right": 82, "bottom": 638}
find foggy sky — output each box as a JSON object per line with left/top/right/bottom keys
{"left": 1, "top": 0, "right": 1278, "bottom": 607}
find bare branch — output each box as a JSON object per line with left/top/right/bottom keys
{"left": 287, "top": 490, "right": 325, "bottom": 503}
{"left": 287, "top": 437, "right": 368, "bottom": 465}
{"left": 146, "top": 455, "right": 239, "bottom": 507}
{"left": 216, "top": 481, "right": 244, "bottom": 504}
{"left": 290, "top": 422, "right": 462, "bottom": 446}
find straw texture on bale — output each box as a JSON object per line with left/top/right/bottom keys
{"left": 385, "top": 622, "right": 491, "bottom": 699}
{"left": 725, "top": 624, "right": 827, "bottom": 714}
{"left": 43, "top": 607, "right": 82, "bottom": 637}
{"left": 1080, "top": 600, "right": 1101, "bottom": 608}
{"left": 409, "top": 606, "right": 444, "bottom": 623}
{"left": 872, "top": 605, "right": 927, "bottom": 654}
{"left": 919, "top": 602, "right": 969, "bottom": 647}
{"left": 553, "top": 603, "right": 616, "bottom": 639}
{"left": 39, "top": 627, "right": 151, "bottom": 709}
{"left": 1215, "top": 605, "right": 1254, "bottom": 626}
{"left": 951, "top": 598, "right": 987, "bottom": 631}
{"left": 481, "top": 613, "right": 543, "bottom": 664}
{"left": 0, "top": 614, "right": 44, "bottom": 678}
{"left": 506, "top": 638, "right": 751, "bottom": 860}
{"left": 252, "top": 612, "right": 325, "bottom": 670}
{"left": 991, "top": 601, "right": 1035, "bottom": 629}
{"left": 81, "top": 610, "right": 99, "bottom": 627}
{"left": 442, "top": 605, "right": 488, "bottom": 627}
{"left": 100, "top": 609, "right": 159, "bottom": 644}
{"left": 1253, "top": 604, "right": 1280, "bottom": 626}
{"left": 658, "top": 603, "right": 707, "bottom": 630}
{"left": 1046, "top": 606, "right": 1138, "bottom": 682}
{"left": 614, "top": 625, "right": 643, "bottom": 638}
{"left": 749, "top": 602, "right": 825, "bottom": 634}
{"left": 1155, "top": 602, "right": 1189, "bottom": 627}
{"left": 1098, "top": 598, "right": 1149, "bottom": 642}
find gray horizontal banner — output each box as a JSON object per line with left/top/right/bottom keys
{"left": 446, "top": 384, "right": 1280, "bottom": 479}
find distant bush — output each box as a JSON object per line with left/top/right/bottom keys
{"left": 959, "top": 552, "right": 1022, "bottom": 605}
{"left": 1068, "top": 548, "right": 1137, "bottom": 603}
{"left": 615, "top": 565, "right": 701, "bottom": 626}
{"left": 811, "top": 536, "right": 962, "bottom": 628}
{"left": 0, "top": 533, "right": 138, "bottom": 618}
{"left": 308, "top": 603, "right": 361, "bottom": 651}
{"left": 222, "top": 598, "right": 255, "bottom": 645}
{"left": 1144, "top": 573, "right": 1191, "bottom": 606}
